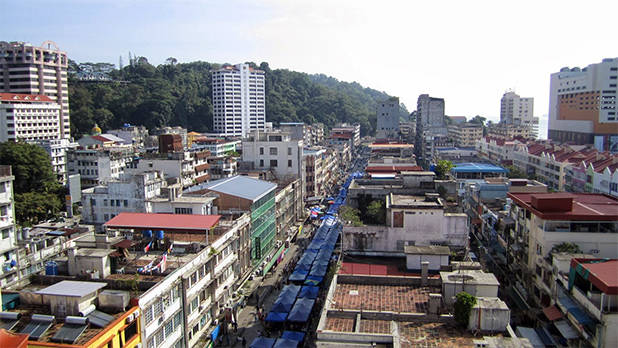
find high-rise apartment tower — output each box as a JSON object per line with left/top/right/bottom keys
{"left": 211, "top": 63, "right": 266, "bottom": 137}
{"left": 0, "top": 41, "right": 70, "bottom": 139}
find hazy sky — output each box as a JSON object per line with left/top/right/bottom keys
{"left": 3, "top": 0, "right": 617, "bottom": 138}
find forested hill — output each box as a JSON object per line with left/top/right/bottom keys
{"left": 68, "top": 59, "right": 408, "bottom": 138}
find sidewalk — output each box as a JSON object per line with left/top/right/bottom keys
{"left": 218, "top": 225, "right": 312, "bottom": 347}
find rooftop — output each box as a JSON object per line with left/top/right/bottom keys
{"left": 332, "top": 283, "right": 437, "bottom": 313}
{"left": 440, "top": 269, "right": 500, "bottom": 287}
{"left": 186, "top": 175, "right": 276, "bottom": 202}
{"left": 0, "top": 93, "right": 54, "bottom": 103}
{"left": 451, "top": 162, "right": 507, "bottom": 174}
{"left": 404, "top": 245, "right": 450, "bottom": 255}
{"left": 571, "top": 259, "right": 618, "bottom": 295}
{"left": 104, "top": 212, "right": 221, "bottom": 231}
{"left": 507, "top": 192, "right": 618, "bottom": 221}
{"left": 35, "top": 281, "right": 107, "bottom": 298}
{"left": 389, "top": 194, "right": 443, "bottom": 209}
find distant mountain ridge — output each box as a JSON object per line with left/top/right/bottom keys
{"left": 68, "top": 59, "right": 408, "bottom": 137}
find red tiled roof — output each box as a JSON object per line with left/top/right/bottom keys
{"left": 0, "top": 93, "right": 54, "bottom": 103}
{"left": 104, "top": 213, "right": 221, "bottom": 231}
{"left": 571, "top": 259, "right": 618, "bottom": 295}
{"left": 507, "top": 193, "right": 618, "bottom": 221}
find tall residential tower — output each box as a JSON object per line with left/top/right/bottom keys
{"left": 0, "top": 41, "right": 70, "bottom": 139}
{"left": 211, "top": 63, "right": 266, "bottom": 137}
{"left": 500, "top": 91, "right": 538, "bottom": 137}
{"left": 548, "top": 58, "right": 618, "bottom": 152}
{"left": 376, "top": 97, "right": 400, "bottom": 139}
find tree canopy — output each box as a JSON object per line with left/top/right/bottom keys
{"left": 68, "top": 59, "right": 407, "bottom": 138}
{"left": 0, "top": 142, "right": 64, "bottom": 226}
{"left": 506, "top": 165, "right": 527, "bottom": 179}
{"left": 434, "top": 160, "right": 454, "bottom": 180}
{"left": 551, "top": 242, "right": 582, "bottom": 254}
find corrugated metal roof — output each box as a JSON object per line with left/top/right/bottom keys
{"left": 196, "top": 175, "right": 276, "bottom": 202}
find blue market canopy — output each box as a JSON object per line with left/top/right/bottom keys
{"left": 270, "top": 285, "right": 300, "bottom": 313}
{"left": 304, "top": 275, "right": 323, "bottom": 286}
{"left": 310, "top": 263, "right": 328, "bottom": 277}
{"left": 298, "top": 286, "right": 319, "bottom": 299}
{"left": 250, "top": 337, "right": 276, "bottom": 348}
{"left": 289, "top": 269, "right": 308, "bottom": 282}
{"left": 274, "top": 338, "right": 298, "bottom": 348}
{"left": 287, "top": 298, "right": 315, "bottom": 323}
{"left": 294, "top": 262, "right": 312, "bottom": 272}
{"left": 282, "top": 331, "right": 305, "bottom": 342}
{"left": 265, "top": 311, "right": 288, "bottom": 323}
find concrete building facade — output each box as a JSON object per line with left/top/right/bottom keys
{"left": 376, "top": 97, "right": 400, "bottom": 139}
{"left": 0, "top": 93, "right": 61, "bottom": 142}
{"left": 548, "top": 58, "right": 618, "bottom": 151}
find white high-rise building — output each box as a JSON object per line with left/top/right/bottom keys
{"left": 211, "top": 63, "right": 266, "bottom": 137}
{"left": 548, "top": 58, "right": 618, "bottom": 151}
{"left": 0, "top": 41, "right": 70, "bottom": 139}
{"left": 500, "top": 91, "right": 538, "bottom": 137}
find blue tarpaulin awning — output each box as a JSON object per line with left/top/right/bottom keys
{"left": 304, "top": 275, "right": 323, "bottom": 286}
{"left": 289, "top": 270, "right": 308, "bottom": 282}
{"left": 265, "top": 311, "right": 288, "bottom": 323}
{"left": 298, "top": 286, "right": 319, "bottom": 299}
{"left": 282, "top": 331, "right": 305, "bottom": 342}
{"left": 250, "top": 337, "right": 276, "bottom": 348}
{"left": 274, "top": 338, "right": 298, "bottom": 348}
{"left": 270, "top": 284, "right": 300, "bottom": 313}
{"left": 287, "top": 298, "right": 315, "bottom": 323}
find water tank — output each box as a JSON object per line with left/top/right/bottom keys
{"left": 45, "top": 261, "right": 58, "bottom": 275}
{"left": 155, "top": 230, "right": 164, "bottom": 240}
{"left": 142, "top": 230, "right": 153, "bottom": 239}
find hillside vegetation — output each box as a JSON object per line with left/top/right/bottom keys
{"left": 68, "top": 59, "right": 408, "bottom": 137}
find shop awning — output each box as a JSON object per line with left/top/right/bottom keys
{"left": 554, "top": 320, "right": 579, "bottom": 340}
{"left": 542, "top": 305, "right": 564, "bottom": 321}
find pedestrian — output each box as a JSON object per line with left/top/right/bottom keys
{"left": 242, "top": 336, "right": 247, "bottom": 347}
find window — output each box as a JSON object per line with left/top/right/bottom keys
{"left": 288, "top": 160, "right": 292, "bottom": 167}
{"left": 1, "top": 229, "right": 9, "bottom": 239}
{"left": 287, "top": 147, "right": 292, "bottom": 156}
{"left": 269, "top": 160, "right": 278, "bottom": 167}
{"left": 259, "top": 159, "right": 264, "bottom": 167}
{"left": 259, "top": 147, "right": 264, "bottom": 155}
{"left": 269, "top": 147, "right": 277, "bottom": 155}
{"left": 175, "top": 207, "right": 193, "bottom": 214}
{"left": 124, "top": 319, "right": 138, "bottom": 344}
{"left": 124, "top": 200, "right": 128, "bottom": 207}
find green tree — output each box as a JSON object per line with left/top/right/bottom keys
{"left": 340, "top": 206, "right": 363, "bottom": 227}
{"left": 434, "top": 160, "right": 454, "bottom": 180}
{"left": 0, "top": 142, "right": 64, "bottom": 226}
{"left": 0, "top": 142, "right": 59, "bottom": 194}
{"left": 366, "top": 200, "right": 385, "bottom": 225}
{"left": 454, "top": 292, "right": 477, "bottom": 327}
{"left": 506, "top": 165, "right": 526, "bottom": 179}
{"left": 551, "top": 242, "right": 582, "bottom": 254}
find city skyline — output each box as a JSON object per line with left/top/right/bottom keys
{"left": 3, "top": 0, "right": 617, "bottom": 138}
